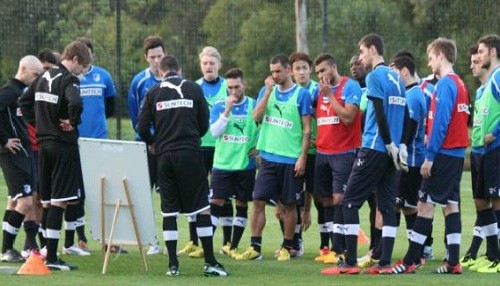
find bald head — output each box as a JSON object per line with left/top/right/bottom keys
{"left": 16, "top": 55, "right": 44, "bottom": 85}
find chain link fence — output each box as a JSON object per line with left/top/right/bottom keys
{"left": 0, "top": 0, "right": 498, "bottom": 138}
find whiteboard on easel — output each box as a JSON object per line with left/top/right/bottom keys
{"left": 78, "top": 138, "right": 157, "bottom": 246}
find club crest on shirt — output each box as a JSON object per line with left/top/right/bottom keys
{"left": 93, "top": 73, "right": 101, "bottom": 82}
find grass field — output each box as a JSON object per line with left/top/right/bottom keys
{"left": 0, "top": 119, "right": 498, "bottom": 285}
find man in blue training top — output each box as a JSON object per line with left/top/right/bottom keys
{"left": 127, "top": 35, "right": 166, "bottom": 255}
{"left": 327, "top": 33, "right": 407, "bottom": 275}
{"left": 392, "top": 37, "right": 470, "bottom": 275}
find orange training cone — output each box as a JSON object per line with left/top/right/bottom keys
{"left": 17, "top": 251, "right": 51, "bottom": 275}
{"left": 357, "top": 228, "right": 370, "bottom": 245}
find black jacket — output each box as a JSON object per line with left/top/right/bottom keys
{"left": 19, "top": 64, "right": 83, "bottom": 145}
{"left": 0, "top": 78, "right": 30, "bottom": 155}
{"left": 138, "top": 74, "right": 209, "bottom": 154}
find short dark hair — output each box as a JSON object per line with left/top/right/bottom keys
{"left": 226, "top": 68, "right": 244, "bottom": 80}
{"left": 289, "top": 52, "right": 313, "bottom": 67}
{"left": 75, "top": 36, "right": 94, "bottom": 54}
{"left": 144, "top": 35, "right": 165, "bottom": 55}
{"left": 359, "top": 33, "right": 385, "bottom": 56}
{"left": 468, "top": 44, "right": 479, "bottom": 57}
{"left": 270, "top": 54, "right": 290, "bottom": 68}
{"left": 392, "top": 49, "right": 415, "bottom": 62}
{"left": 38, "top": 48, "right": 58, "bottom": 64}
{"left": 478, "top": 34, "right": 500, "bottom": 59}
{"left": 391, "top": 56, "right": 416, "bottom": 76}
{"left": 314, "top": 53, "right": 336, "bottom": 66}
{"left": 159, "top": 55, "right": 180, "bottom": 73}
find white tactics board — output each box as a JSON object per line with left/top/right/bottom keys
{"left": 78, "top": 138, "right": 157, "bottom": 246}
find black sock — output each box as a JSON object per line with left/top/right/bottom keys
{"left": 75, "top": 201, "right": 87, "bottom": 242}
{"left": 379, "top": 210, "right": 397, "bottom": 266}
{"left": 315, "top": 202, "right": 329, "bottom": 249}
{"left": 210, "top": 203, "right": 223, "bottom": 234}
{"left": 283, "top": 239, "right": 293, "bottom": 251}
{"left": 23, "top": 220, "right": 39, "bottom": 250}
{"left": 404, "top": 216, "right": 432, "bottom": 265}
{"left": 495, "top": 210, "right": 500, "bottom": 253}
{"left": 221, "top": 200, "right": 233, "bottom": 245}
{"left": 445, "top": 212, "right": 461, "bottom": 266}
{"left": 188, "top": 215, "right": 198, "bottom": 245}
{"left": 332, "top": 205, "right": 344, "bottom": 253}
{"left": 163, "top": 216, "right": 178, "bottom": 267}
{"left": 342, "top": 205, "right": 359, "bottom": 266}
{"left": 250, "top": 236, "right": 262, "bottom": 253}
{"left": 45, "top": 206, "right": 65, "bottom": 263}
{"left": 231, "top": 206, "right": 247, "bottom": 249}
{"left": 372, "top": 228, "right": 382, "bottom": 255}
{"left": 2, "top": 210, "right": 25, "bottom": 252}
{"left": 478, "top": 208, "right": 498, "bottom": 261}
{"left": 64, "top": 204, "right": 79, "bottom": 248}
{"left": 39, "top": 208, "right": 49, "bottom": 248}
{"left": 324, "top": 206, "right": 334, "bottom": 249}
{"left": 196, "top": 214, "right": 217, "bottom": 265}
{"left": 293, "top": 204, "right": 302, "bottom": 250}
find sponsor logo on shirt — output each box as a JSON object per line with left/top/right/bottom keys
{"left": 388, "top": 96, "right": 406, "bottom": 106}
{"left": 35, "top": 92, "right": 59, "bottom": 104}
{"left": 222, "top": 134, "right": 250, "bottom": 143}
{"left": 457, "top": 103, "right": 470, "bottom": 114}
{"left": 80, "top": 88, "right": 103, "bottom": 97}
{"left": 473, "top": 118, "right": 482, "bottom": 126}
{"left": 263, "top": 115, "right": 293, "bottom": 129}
{"left": 317, "top": 116, "right": 340, "bottom": 126}
{"left": 156, "top": 99, "right": 193, "bottom": 111}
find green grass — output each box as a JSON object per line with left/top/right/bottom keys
{"left": 0, "top": 119, "right": 497, "bottom": 285}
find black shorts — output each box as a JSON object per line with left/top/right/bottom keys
{"left": 304, "top": 154, "right": 316, "bottom": 194}
{"left": 397, "top": 167, "right": 421, "bottom": 208}
{"left": 211, "top": 168, "right": 255, "bottom": 202}
{"left": 0, "top": 151, "right": 32, "bottom": 200}
{"left": 342, "top": 148, "right": 398, "bottom": 213}
{"left": 470, "top": 151, "right": 482, "bottom": 199}
{"left": 39, "top": 143, "right": 82, "bottom": 204}
{"left": 30, "top": 150, "right": 39, "bottom": 193}
{"left": 420, "top": 153, "right": 463, "bottom": 205}
{"left": 146, "top": 147, "right": 157, "bottom": 188}
{"left": 157, "top": 150, "right": 210, "bottom": 216}
{"left": 477, "top": 147, "right": 500, "bottom": 199}
{"left": 253, "top": 159, "right": 304, "bottom": 204}
{"left": 314, "top": 152, "right": 356, "bottom": 197}
{"left": 202, "top": 147, "right": 215, "bottom": 176}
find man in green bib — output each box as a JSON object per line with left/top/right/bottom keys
{"left": 236, "top": 54, "right": 312, "bottom": 261}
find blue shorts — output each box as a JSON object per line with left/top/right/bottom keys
{"left": 342, "top": 148, "right": 398, "bottom": 213}
{"left": 419, "top": 153, "right": 463, "bottom": 205}
{"left": 253, "top": 159, "right": 303, "bottom": 204}
{"left": 397, "top": 167, "right": 420, "bottom": 208}
{"left": 477, "top": 147, "right": 500, "bottom": 199}
{"left": 314, "top": 152, "right": 356, "bottom": 197}
{"left": 211, "top": 168, "right": 255, "bottom": 202}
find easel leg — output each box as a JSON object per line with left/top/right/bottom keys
{"left": 102, "top": 200, "right": 121, "bottom": 274}
{"left": 123, "top": 178, "right": 149, "bottom": 271}
{"left": 100, "top": 176, "right": 106, "bottom": 263}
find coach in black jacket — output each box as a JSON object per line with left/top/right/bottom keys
{"left": 0, "top": 56, "right": 43, "bottom": 263}
{"left": 137, "top": 55, "right": 228, "bottom": 277}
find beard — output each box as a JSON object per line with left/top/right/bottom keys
{"left": 481, "top": 59, "right": 491, "bottom": 70}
